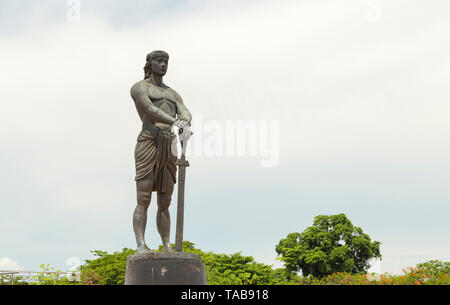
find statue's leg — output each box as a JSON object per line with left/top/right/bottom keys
{"left": 156, "top": 168, "right": 175, "bottom": 252}
{"left": 133, "top": 171, "right": 154, "bottom": 254}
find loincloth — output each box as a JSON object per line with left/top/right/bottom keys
{"left": 134, "top": 129, "right": 177, "bottom": 193}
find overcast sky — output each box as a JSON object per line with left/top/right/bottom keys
{"left": 0, "top": 0, "right": 449, "bottom": 275}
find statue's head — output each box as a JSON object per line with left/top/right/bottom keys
{"left": 144, "top": 50, "right": 169, "bottom": 79}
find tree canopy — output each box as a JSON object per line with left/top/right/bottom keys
{"left": 80, "top": 248, "right": 135, "bottom": 285}
{"left": 275, "top": 213, "right": 381, "bottom": 278}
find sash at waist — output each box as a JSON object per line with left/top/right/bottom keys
{"left": 134, "top": 129, "right": 177, "bottom": 192}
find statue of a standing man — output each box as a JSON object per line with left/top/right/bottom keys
{"left": 130, "top": 50, "right": 192, "bottom": 253}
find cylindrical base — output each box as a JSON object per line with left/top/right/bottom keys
{"left": 124, "top": 252, "right": 207, "bottom": 285}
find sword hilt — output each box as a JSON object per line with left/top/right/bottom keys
{"left": 178, "top": 127, "right": 193, "bottom": 160}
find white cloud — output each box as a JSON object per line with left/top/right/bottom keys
{"left": 0, "top": 258, "right": 23, "bottom": 271}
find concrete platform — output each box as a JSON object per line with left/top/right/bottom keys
{"left": 124, "top": 251, "right": 207, "bottom": 285}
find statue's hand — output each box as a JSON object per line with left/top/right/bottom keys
{"left": 173, "top": 118, "right": 192, "bottom": 144}
{"left": 173, "top": 118, "right": 189, "bottom": 129}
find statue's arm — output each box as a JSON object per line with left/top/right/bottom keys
{"left": 173, "top": 91, "right": 192, "bottom": 124}
{"left": 131, "top": 84, "right": 176, "bottom": 125}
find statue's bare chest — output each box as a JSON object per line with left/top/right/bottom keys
{"left": 147, "top": 84, "right": 178, "bottom": 116}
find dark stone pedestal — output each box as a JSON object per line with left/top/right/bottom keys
{"left": 124, "top": 252, "right": 207, "bottom": 285}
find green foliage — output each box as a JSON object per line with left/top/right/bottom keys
{"left": 201, "top": 252, "right": 275, "bottom": 285}
{"left": 1, "top": 265, "right": 79, "bottom": 285}
{"left": 275, "top": 214, "right": 381, "bottom": 278}
{"left": 80, "top": 248, "right": 136, "bottom": 285}
{"left": 80, "top": 269, "right": 103, "bottom": 285}
{"left": 30, "top": 264, "right": 78, "bottom": 285}
{"left": 0, "top": 274, "right": 27, "bottom": 285}
{"left": 34, "top": 242, "right": 449, "bottom": 285}
{"left": 415, "top": 259, "right": 450, "bottom": 278}
{"left": 296, "top": 260, "right": 450, "bottom": 285}
{"left": 396, "top": 260, "right": 450, "bottom": 285}
{"left": 268, "top": 268, "right": 304, "bottom": 285}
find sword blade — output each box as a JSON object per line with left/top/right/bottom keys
{"left": 175, "top": 138, "right": 190, "bottom": 252}
{"left": 175, "top": 162, "right": 186, "bottom": 252}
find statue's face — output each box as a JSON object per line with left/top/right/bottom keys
{"left": 151, "top": 56, "right": 168, "bottom": 76}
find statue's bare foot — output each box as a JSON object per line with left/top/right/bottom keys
{"left": 136, "top": 244, "right": 152, "bottom": 254}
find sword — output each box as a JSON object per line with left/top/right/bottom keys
{"left": 175, "top": 127, "right": 192, "bottom": 252}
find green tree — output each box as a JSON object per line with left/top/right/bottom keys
{"left": 275, "top": 213, "right": 381, "bottom": 278}
{"left": 80, "top": 248, "right": 136, "bottom": 285}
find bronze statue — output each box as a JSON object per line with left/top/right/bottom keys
{"left": 130, "top": 50, "right": 192, "bottom": 253}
